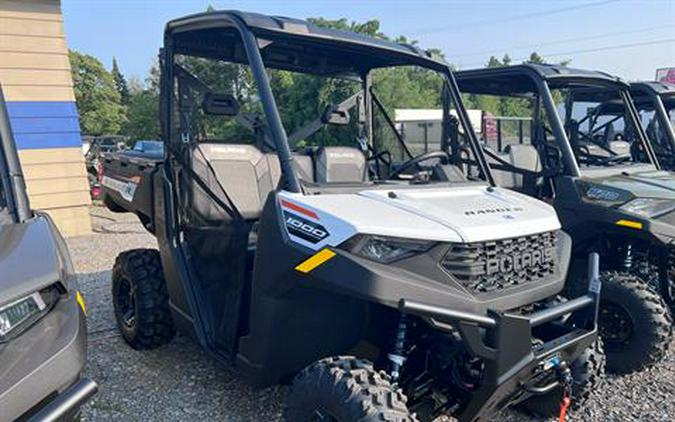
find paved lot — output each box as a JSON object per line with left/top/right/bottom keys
{"left": 70, "top": 207, "right": 675, "bottom": 421}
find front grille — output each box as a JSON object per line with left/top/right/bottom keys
{"left": 441, "top": 231, "right": 558, "bottom": 294}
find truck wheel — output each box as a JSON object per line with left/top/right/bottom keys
{"left": 284, "top": 356, "right": 418, "bottom": 422}
{"left": 112, "top": 249, "right": 175, "bottom": 349}
{"left": 598, "top": 271, "right": 672, "bottom": 374}
{"left": 519, "top": 339, "right": 605, "bottom": 417}
{"left": 103, "top": 193, "right": 126, "bottom": 213}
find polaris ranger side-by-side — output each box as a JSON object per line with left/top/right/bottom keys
{"left": 579, "top": 81, "right": 675, "bottom": 170}
{"left": 455, "top": 64, "right": 673, "bottom": 374}
{"left": 108, "top": 12, "right": 603, "bottom": 421}
{"left": 0, "top": 86, "right": 97, "bottom": 420}
{"left": 629, "top": 82, "right": 675, "bottom": 168}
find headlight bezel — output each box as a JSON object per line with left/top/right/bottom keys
{"left": 619, "top": 198, "right": 675, "bottom": 219}
{"left": 340, "top": 234, "right": 436, "bottom": 264}
{"left": 0, "top": 285, "right": 61, "bottom": 343}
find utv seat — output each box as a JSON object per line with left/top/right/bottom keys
{"left": 267, "top": 153, "right": 316, "bottom": 185}
{"left": 191, "top": 143, "right": 277, "bottom": 222}
{"left": 484, "top": 145, "right": 516, "bottom": 188}
{"left": 505, "top": 144, "right": 541, "bottom": 190}
{"left": 485, "top": 144, "right": 541, "bottom": 190}
{"left": 315, "top": 146, "right": 367, "bottom": 183}
{"left": 609, "top": 140, "right": 631, "bottom": 157}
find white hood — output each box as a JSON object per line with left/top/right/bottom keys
{"left": 358, "top": 186, "right": 560, "bottom": 242}
{"left": 279, "top": 185, "right": 560, "bottom": 250}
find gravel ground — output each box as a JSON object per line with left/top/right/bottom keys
{"left": 69, "top": 206, "right": 675, "bottom": 422}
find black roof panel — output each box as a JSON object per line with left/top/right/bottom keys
{"left": 165, "top": 10, "right": 447, "bottom": 75}
{"left": 630, "top": 81, "right": 675, "bottom": 96}
{"left": 455, "top": 64, "right": 627, "bottom": 96}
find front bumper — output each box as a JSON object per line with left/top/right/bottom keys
{"left": 0, "top": 292, "right": 97, "bottom": 421}
{"left": 400, "top": 254, "right": 602, "bottom": 422}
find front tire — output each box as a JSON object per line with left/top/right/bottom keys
{"left": 112, "top": 249, "right": 175, "bottom": 349}
{"left": 520, "top": 339, "right": 605, "bottom": 417}
{"left": 284, "top": 356, "right": 417, "bottom": 422}
{"left": 598, "top": 271, "right": 672, "bottom": 374}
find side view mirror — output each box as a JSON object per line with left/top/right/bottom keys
{"left": 202, "top": 93, "right": 240, "bottom": 116}
{"left": 321, "top": 105, "right": 350, "bottom": 125}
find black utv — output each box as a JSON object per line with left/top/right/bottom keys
{"left": 581, "top": 81, "right": 675, "bottom": 170}
{"left": 109, "top": 11, "right": 604, "bottom": 421}
{"left": 455, "top": 64, "right": 673, "bottom": 374}
{"left": 0, "top": 86, "right": 97, "bottom": 420}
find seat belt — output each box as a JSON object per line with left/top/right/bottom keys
{"left": 166, "top": 142, "right": 243, "bottom": 222}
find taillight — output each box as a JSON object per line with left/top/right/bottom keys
{"left": 96, "top": 162, "right": 104, "bottom": 183}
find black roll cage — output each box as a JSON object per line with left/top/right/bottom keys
{"left": 0, "top": 85, "right": 31, "bottom": 223}
{"left": 630, "top": 83, "right": 675, "bottom": 156}
{"left": 160, "top": 10, "right": 496, "bottom": 193}
{"left": 456, "top": 65, "right": 660, "bottom": 178}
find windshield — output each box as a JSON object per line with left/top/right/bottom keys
{"left": 134, "top": 141, "right": 162, "bottom": 152}
{"left": 662, "top": 94, "right": 675, "bottom": 128}
{"left": 553, "top": 85, "right": 657, "bottom": 170}
{"left": 171, "top": 39, "right": 488, "bottom": 187}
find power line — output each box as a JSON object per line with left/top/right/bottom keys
{"left": 411, "top": 0, "right": 620, "bottom": 35}
{"left": 459, "top": 37, "right": 675, "bottom": 68}
{"left": 450, "top": 23, "right": 673, "bottom": 60}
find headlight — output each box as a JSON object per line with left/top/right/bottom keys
{"left": 0, "top": 287, "right": 60, "bottom": 342}
{"left": 341, "top": 234, "right": 435, "bottom": 263}
{"left": 619, "top": 198, "right": 675, "bottom": 218}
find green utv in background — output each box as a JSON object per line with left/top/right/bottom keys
{"left": 0, "top": 86, "right": 97, "bottom": 421}
{"left": 455, "top": 64, "right": 673, "bottom": 374}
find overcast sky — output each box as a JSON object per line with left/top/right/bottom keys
{"left": 63, "top": 0, "right": 675, "bottom": 83}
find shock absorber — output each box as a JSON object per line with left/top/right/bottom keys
{"left": 624, "top": 243, "right": 633, "bottom": 270}
{"left": 388, "top": 313, "right": 408, "bottom": 384}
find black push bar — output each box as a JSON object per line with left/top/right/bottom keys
{"left": 399, "top": 252, "right": 601, "bottom": 329}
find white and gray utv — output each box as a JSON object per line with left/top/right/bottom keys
{"left": 107, "top": 11, "right": 603, "bottom": 421}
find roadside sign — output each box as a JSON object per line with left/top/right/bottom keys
{"left": 656, "top": 67, "right": 675, "bottom": 84}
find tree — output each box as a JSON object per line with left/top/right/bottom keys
{"left": 121, "top": 79, "right": 160, "bottom": 140}
{"left": 267, "top": 17, "right": 446, "bottom": 149}
{"left": 486, "top": 56, "right": 502, "bottom": 68}
{"left": 112, "top": 57, "right": 130, "bottom": 106}
{"left": 70, "top": 50, "right": 126, "bottom": 135}
{"left": 524, "top": 52, "right": 544, "bottom": 64}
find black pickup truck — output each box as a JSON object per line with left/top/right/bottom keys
{"left": 98, "top": 145, "right": 162, "bottom": 232}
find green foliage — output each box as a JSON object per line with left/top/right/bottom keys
{"left": 269, "top": 17, "right": 445, "bottom": 148}
{"left": 111, "top": 57, "right": 130, "bottom": 105}
{"left": 464, "top": 51, "right": 568, "bottom": 119}
{"left": 524, "top": 52, "right": 544, "bottom": 64}
{"left": 70, "top": 50, "right": 126, "bottom": 135}
{"left": 121, "top": 77, "right": 160, "bottom": 141}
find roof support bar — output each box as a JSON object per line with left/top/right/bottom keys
{"left": 535, "top": 77, "right": 581, "bottom": 177}
{"left": 0, "top": 86, "right": 31, "bottom": 223}
{"left": 232, "top": 15, "right": 302, "bottom": 193}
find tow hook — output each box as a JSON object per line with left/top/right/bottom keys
{"left": 556, "top": 360, "right": 573, "bottom": 422}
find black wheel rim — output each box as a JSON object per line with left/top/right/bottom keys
{"left": 116, "top": 277, "right": 137, "bottom": 329}
{"left": 599, "top": 301, "right": 634, "bottom": 348}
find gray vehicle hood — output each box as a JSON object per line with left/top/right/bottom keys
{"left": 583, "top": 168, "right": 675, "bottom": 200}
{"left": 0, "top": 217, "right": 61, "bottom": 306}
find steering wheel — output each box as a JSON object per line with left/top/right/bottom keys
{"left": 585, "top": 153, "right": 632, "bottom": 166}
{"left": 390, "top": 150, "right": 451, "bottom": 180}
